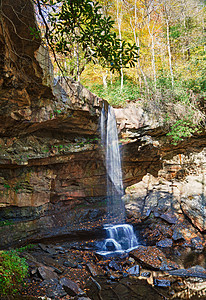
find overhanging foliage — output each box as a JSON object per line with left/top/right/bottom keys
{"left": 37, "top": 0, "right": 139, "bottom": 73}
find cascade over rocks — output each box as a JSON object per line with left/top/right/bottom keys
{"left": 0, "top": 0, "right": 206, "bottom": 250}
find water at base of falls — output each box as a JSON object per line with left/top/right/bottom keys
{"left": 97, "top": 223, "right": 139, "bottom": 256}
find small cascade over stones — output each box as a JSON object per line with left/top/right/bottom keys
{"left": 102, "top": 224, "right": 139, "bottom": 254}
{"left": 99, "top": 104, "right": 139, "bottom": 255}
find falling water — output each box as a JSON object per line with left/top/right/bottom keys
{"left": 99, "top": 104, "right": 139, "bottom": 254}
{"left": 101, "top": 104, "right": 125, "bottom": 224}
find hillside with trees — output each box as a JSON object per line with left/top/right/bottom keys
{"left": 36, "top": 0, "right": 206, "bottom": 143}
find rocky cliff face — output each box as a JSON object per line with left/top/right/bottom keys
{"left": 0, "top": 0, "right": 107, "bottom": 247}
{"left": 0, "top": 0, "right": 205, "bottom": 249}
{"left": 115, "top": 104, "right": 206, "bottom": 249}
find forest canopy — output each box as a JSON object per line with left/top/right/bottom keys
{"left": 35, "top": 0, "right": 206, "bottom": 143}
{"left": 36, "top": 0, "right": 139, "bottom": 76}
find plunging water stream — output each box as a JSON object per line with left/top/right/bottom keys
{"left": 99, "top": 104, "right": 139, "bottom": 254}
{"left": 101, "top": 105, "right": 125, "bottom": 224}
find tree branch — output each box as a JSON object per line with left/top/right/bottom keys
{"left": 35, "top": 0, "right": 75, "bottom": 95}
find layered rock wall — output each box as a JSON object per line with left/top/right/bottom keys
{"left": 0, "top": 0, "right": 107, "bottom": 247}
{"left": 116, "top": 104, "right": 206, "bottom": 247}
{"left": 0, "top": 0, "right": 206, "bottom": 249}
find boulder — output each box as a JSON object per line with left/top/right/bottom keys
{"left": 86, "top": 263, "right": 104, "bottom": 277}
{"left": 159, "top": 213, "right": 178, "bottom": 224}
{"left": 181, "top": 196, "right": 206, "bottom": 232}
{"left": 172, "top": 228, "right": 185, "bottom": 241}
{"left": 39, "top": 243, "right": 48, "bottom": 252}
{"left": 130, "top": 246, "right": 179, "bottom": 271}
{"left": 60, "top": 277, "right": 84, "bottom": 296}
{"left": 169, "top": 266, "right": 206, "bottom": 279}
{"left": 191, "top": 237, "right": 204, "bottom": 251}
{"left": 38, "top": 266, "right": 58, "bottom": 280}
{"left": 63, "top": 259, "right": 78, "bottom": 268}
{"left": 156, "top": 238, "right": 173, "bottom": 248}
{"left": 141, "top": 272, "right": 151, "bottom": 278}
{"left": 153, "top": 278, "right": 171, "bottom": 287}
{"left": 108, "top": 260, "right": 122, "bottom": 271}
{"left": 40, "top": 279, "right": 67, "bottom": 298}
{"left": 126, "top": 265, "right": 140, "bottom": 276}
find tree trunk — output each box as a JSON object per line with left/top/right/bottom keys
{"left": 76, "top": 43, "right": 80, "bottom": 82}
{"left": 117, "top": 0, "right": 123, "bottom": 91}
{"left": 166, "top": 19, "right": 174, "bottom": 87}
{"left": 150, "top": 28, "right": 157, "bottom": 90}
{"left": 133, "top": 0, "right": 149, "bottom": 95}
{"left": 103, "top": 72, "right": 108, "bottom": 89}
{"left": 145, "top": 1, "right": 157, "bottom": 90}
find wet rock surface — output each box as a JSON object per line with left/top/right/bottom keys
{"left": 13, "top": 238, "right": 205, "bottom": 300}
{"left": 126, "top": 264, "right": 140, "bottom": 276}
{"left": 153, "top": 278, "right": 171, "bottom": 287}
{"left": 168, "top": 266, "right": 206, "bottom": 279}
{"left": 86, "top": 263, "right": 105, "bottom": 277}
{"left": 156, "top": 238, "right": 173, "bottom": 248}
{"left": 130, "top": 246, "right": 179, "bottom": 271}
{"left": 59, "top": 277, "right": 84, "bottom": 296}
{"left": 37, "top": 266, "right": 58, "bottom": 281}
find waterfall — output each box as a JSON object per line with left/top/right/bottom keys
{"left": 101, "top": 105, "right": 125, "bottom": 224}
{"left": 99, "top": 104, "right": 139, "bottom": 255}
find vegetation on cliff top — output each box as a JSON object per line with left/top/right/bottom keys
{"left": 35, "top": 0, "right": 206, "bottom": 143}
